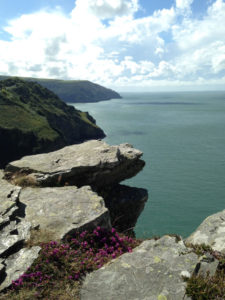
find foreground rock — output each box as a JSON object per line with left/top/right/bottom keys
{"left": 186, "top": 209, "right": 225, "bottom": 253}
{"left": 0, "top": 170, "right": 28, "bottom": 259}
{"left": 0, "top": 172, "right": 111, "bottom": 291}
{"left": 1, "top": 140, "right": 148, "bottom": 291}
{"left": 0, "top": 247, "right": 41, "bottom": 291}
{"left": 19, "top": 186, "right": 110, "bottom": 240}
{"left": 0, "top": 170, "right": 21, "bottom": 227}
{"left": 5, "top": 140, "right": 145, "bottom": 189}
{"left": 0, "top": 171, "right": 40, "bottom": 291}
{"left": 81, "top": 236, "right": 199, "bottom": 300}
{"left": 0, "top": 220, "right": 31, "bottom": 257}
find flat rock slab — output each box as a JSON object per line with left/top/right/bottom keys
{"left": 5, "top": 140, "right": 144, "bottom": 188}
{"left": 0, "top": 246, "right": 41, "bottom": 291}
{"left": 186, "top": 209, "right": 225, "bottom": 253}
{"left": 19, "top": 186, "right": 110, "bottom": 240}
{"left": 81, "top": 236, "right": 198, "bottom": 300}
{"left": 0, "top": 170, "right": 21, "bottom": 227}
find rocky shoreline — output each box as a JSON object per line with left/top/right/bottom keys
{"left": 0, "top": 140, "right": 224, "bottom": 298}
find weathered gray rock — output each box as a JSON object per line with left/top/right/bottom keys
{"left": 0, "top": 220, "right": 31, "bottom": 257}
{"left": 102, "top": 184, "right": 148, "bottom": 234}
{"left": 0, "top": 177, "right": 111, "bottom": 291}
{"left": 186, "top": 209, "right": 225, "bottom": 253}
{"left": 5, "top": 140, "right": 144, "bottom": 188}
{"left": 0, "top": 174, "right": 33, "bottom": 291}
{"left": 81, "top": 236, "right": 199, "bottom": 300}
{"left": 0, "top": 140, "right": 148, "bottom": 294}
{"left": 194, "top": 256, "right": 219, "bottom": 277}
{"left": 3, "top": 141, "right": 147, "bottom": 236}
{"left": 0, "top": 246, "right": 41, "bottom": 291}
{"left": 0, "top": 170, "right": 21, "bottom": 227}
{"left": 19, "top": 186, "right": 111, "bottom": 240}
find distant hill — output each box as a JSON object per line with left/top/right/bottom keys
{"left": 0, "top": 77, "right": 105, "bottom": 168}
{"left": 0, "top": 76, "right": 122, "bottom": 103}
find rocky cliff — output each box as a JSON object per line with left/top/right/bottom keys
{"left": 0, "top": 140, "right": 147, "bottom": 292}
{"left": 0, "top": 78, "right": 105, "bottom": 168}
{"left": 0, "top": 141, "right": 224, "bottom": 299}
{"left": 0, "top": 76, "right": 122, "bottom": 103}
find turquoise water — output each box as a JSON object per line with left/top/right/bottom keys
{"left": 72, "top": 91, "right": 225, "bottom": 239}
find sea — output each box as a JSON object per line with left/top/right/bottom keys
{"left": 71, "top": 91, "right": 225, "bottom": 239}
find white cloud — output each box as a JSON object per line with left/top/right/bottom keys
{"left": 173, "top": 0, "right": 225, "bottom": 50}
{"left": 0, "top": 0, "right": 225, "bottom": 90}
{"left": 176, "top": 0, "right": 194, "bottom": 12}
{"left": 72, "top": 0, "right": 139, "bottom": 19}
{"left": 169, "top": 0, "right": 225, "bottom": 81}
{"left": 106, "top": 7, "right": 175, "bottom": 43}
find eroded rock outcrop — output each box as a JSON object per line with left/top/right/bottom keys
{"left": 0, "top": 141, "right": 148, "bottom": 291}
{"left": 5, "top": 140, "right": 145, "bottom": 189}
{"left": 186, "top": 209, "right": 225, "bottom": 253}
{"left": 2, "top": 138, "right": 225, "bottom": 298}
{"left": 4, "top": 140, "right": 147, "bottom": 236}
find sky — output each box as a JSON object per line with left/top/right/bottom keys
{"left": 0, "top": 0, "right": 225, "bottom": 91}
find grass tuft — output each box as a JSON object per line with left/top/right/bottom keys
{"left": 184, "top": 244, "right": 225, "bottom": 300}
{"left": 185, "top": 243, "right": 213, "bottom": 256}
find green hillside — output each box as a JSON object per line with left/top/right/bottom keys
{"left": 0, "top": 76, "right": 122, "bottom": 103}
{"left": 0, "top": 77, "right": 105, "bottom": 167}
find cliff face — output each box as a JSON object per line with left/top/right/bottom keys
{"left": 0, "top": 141, "right": 224, "bottom": 297}
{"left": 0, "top": 76, "right": 122, "bottom": 103}
{"left": 0, "top": 78, "right": 105, "bottom": 168}
{"left": 0, "top": 140, "right": 147, "bottom": 291}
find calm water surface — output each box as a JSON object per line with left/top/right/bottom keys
{"left": 72, "top": 91, "right": 225, "bottom": 238}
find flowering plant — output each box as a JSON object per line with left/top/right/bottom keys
{"left": 9, "top": 227, "right": 140, "bottom": 299}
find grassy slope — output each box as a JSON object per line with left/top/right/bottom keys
{"left": 0, "top": 75, "right": 122, "bottom": 103}
{"left": 0, "top": 78, "right": 105, "bottom": 167}
{"left": 0, "top": 81, "right": 59, "bottom": 141}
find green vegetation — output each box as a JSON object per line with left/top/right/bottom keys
{"left": 185, "top": 269, "right": 225, "bottom": 300}
{"left": 0, "top": 77, "right": 105, "bottom": 167}
{"left": 185, "top": 243, "right": 225, "bottom": 299}
{"left": 0, "top": 105, "right": 58, "bottom": 141}
{"left": 185, "top": 243, "right": 213, "bottom": 257}
{"left": 0, "top": 76, "right": 122, "bottom": 103}
{"left": 78, "top": 111, "right": 98, "bottom": 127}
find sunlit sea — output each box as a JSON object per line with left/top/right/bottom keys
{"left": 72, "top": 91, "right": 225, "bottom": 239}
